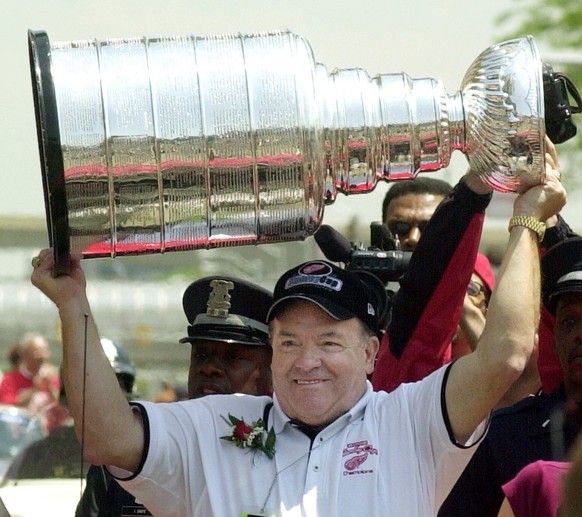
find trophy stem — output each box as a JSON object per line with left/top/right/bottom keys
{"left": 447, "top": 91, "right": 467, "bottom": 153}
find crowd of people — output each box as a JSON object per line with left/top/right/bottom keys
{"left": 2, "top": 137, "right": 581, "bottom": 516}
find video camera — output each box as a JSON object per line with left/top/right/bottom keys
{"left": 314, "top": 223, "right": 412, "bottom": 284}
{"left": 543, "top": 64, "right": 582, "bottom": 144}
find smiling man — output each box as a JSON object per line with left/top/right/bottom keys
{"left": 30, "top": 162, "right": 565, "bottom": 516}
{"left": 266, "top": 262, "right": 383, "bottom": 431}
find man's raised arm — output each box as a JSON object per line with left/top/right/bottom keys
{"left": 31, "top": 249, "right": 144, "bottom": 472}
{"left": 445, "top": 165, "right": 566, "bottom": 443}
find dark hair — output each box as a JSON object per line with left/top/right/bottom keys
{"left": 7, "top": 344, "right": 21, "bottom": 367}
{"left": 381, "top": 177, "right": 453, "bottom": 222}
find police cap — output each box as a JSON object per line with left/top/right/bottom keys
{"left": 180, "top": 276, "right": 273, "bottom": 346}
{"left": 542, "top": 236, "right": 582, "bottom": 314}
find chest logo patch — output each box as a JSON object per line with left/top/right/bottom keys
{"left": 342, "top": 440, "right": 377, "bottom": 475}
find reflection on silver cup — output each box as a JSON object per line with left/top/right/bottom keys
{"left": 28, "top": 29, "right": 545, "bottom": 273}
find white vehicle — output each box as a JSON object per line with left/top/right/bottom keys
{"left": 0, "top": 405, "right": 45, "bottom": 481}
{"left": 0, "top": 418, "right": 87, "bottom": 517}
{"left": 0, "top": 479, "right": 85, "bottom": 517}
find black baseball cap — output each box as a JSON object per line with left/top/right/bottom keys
{"left": 542, "top": 237, "right": 582, "bottom": 314}
{"left": 180, "top": 276, "right": 273, "bottom": 346}
{"left": 267, "top": 260, "right": 388, "bottom": 334}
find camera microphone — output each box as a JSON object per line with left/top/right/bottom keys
{"left": 314, "top": 225, "right": 353, "bottom": 263}
{"left": 315, "top": 223, "right": 412, "bottom": 283}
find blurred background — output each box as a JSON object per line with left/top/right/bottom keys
{"left": 1, "top": 0, "right": 581, "bottom": 397}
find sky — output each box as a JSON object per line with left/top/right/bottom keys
{"left": 2, "top": 0, "right": 580, "bottom": 231}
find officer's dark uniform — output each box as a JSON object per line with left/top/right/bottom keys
{"left": 439, "top": 386, "right": 579, "bottom": 516}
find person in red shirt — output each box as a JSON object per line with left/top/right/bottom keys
{"left": 0, "top": 332, "right": 59, "bottom": 412}
{"left": 499, "top": 460, "right": 569, "bottom": 517}
{"left": 373, "top": 138, "right": 566, "bottom": 398}
{"left": 372, "top": 171, "right": 494, "bottom": 392}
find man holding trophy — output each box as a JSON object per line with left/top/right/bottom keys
{"left": 26, "top": 26, "right": 576, "bottom": 516}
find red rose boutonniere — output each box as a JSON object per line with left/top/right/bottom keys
{"left": 221, "top": 414, "right": 276, "bottom": 459}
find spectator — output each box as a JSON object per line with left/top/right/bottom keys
{"left": 451, "top": 252, "right": 495, "bottom": 359}
{"left": 372, "top": 171, "right": 495, "bottom": 392}
{"left": 3, "top": 337, "right": 134, "bottom": 482}
{"left": 76, "top": 276, "right": 273, "bottom": 517}
{"left": 381, "top": 177, "right": 453, "bottom": 252}
{"left": 0, "top": 333, "right": 59, "bottom": 416}
{"left": 498, "top": 460, "right": 570, "bottom": 517}
{"left": 28, "top": 164, "right": 566, "bottom": 516}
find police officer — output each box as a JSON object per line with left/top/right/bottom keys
{"left": 181, "top": 276, "right": 273, "bottom": 398}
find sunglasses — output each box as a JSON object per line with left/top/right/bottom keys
{"left": 467, "top": 279, "right": 487, "bottom": 297}
{"left": 387, "top": 220, "right": 428, "bottom": 238}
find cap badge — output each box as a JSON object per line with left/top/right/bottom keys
{"left": 286, "top": 261, "right": 342, "bottom": 291}
{"left": 207, "top": 279, "right": 235, "bottom": 318}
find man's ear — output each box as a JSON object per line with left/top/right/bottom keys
{"left": 365, "top": 335, "right": 380, "bottom": 375}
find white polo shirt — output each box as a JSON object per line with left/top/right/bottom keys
{"left": 115, "top": 365, "right": 486, "bottom": 516}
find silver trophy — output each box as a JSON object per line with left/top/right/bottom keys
{"left": 29, "top": 29, "right": 545, "bottom": 274}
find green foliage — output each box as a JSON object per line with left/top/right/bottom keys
{"left": 495, "top": 0, "right": 582, "bottom": 192}
{"left": 495, "top": 0, "right": 582, "bottom": 47}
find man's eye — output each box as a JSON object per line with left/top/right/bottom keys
{"left": 227, "top": 353, "right": 248, "bottom": 363}
{"left": 280, "top": 340, "right": 298, "bottom": 348}
{"left": 388, "top": 221, "right": 411, "bottom": 236}
{"left": 558, "top": 316, "right": 575, "bottom": 327}
{"left": 322, "top": 341, "right": 342, "bottom": 351}
{"left": 192, "top": 351, "right": 208, "bottom": 360}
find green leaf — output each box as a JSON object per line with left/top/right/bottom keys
{"left": 265, "top": 427, "right": 276, "bottom": 450}
{"left": 228, "top": 414, "right": 242, "bottom": 426}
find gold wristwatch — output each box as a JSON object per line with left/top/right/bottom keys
{"left": 508, "top": 215, "right": 546, "bottom": 242}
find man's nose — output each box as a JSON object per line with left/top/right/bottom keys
{"left": 572, "top": 322, "right": 582, "bottom": 342}
{"left": 402, "top": 227, "right": 422, "bottom": 250}
{"left": 293, "top": 346, "right": 322, "bottom": 370}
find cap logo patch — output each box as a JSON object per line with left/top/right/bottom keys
{"left": 207, "top": 279, "right": 235, "bottom": 318}
{"left": 557, "top": 271, "right": 582, "bottom": 284}
{"left": 298, "top": 262, "right": 333, "bottom": 276}
{"left": 284, "top": 261, "right": 343, "bottom": 292}
{"left": 367, "top": 303, "right": 376, "bottom": 316}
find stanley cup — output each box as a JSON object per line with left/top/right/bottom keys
{"left": 28, "top": 29, "right": 545, "bottom": 274}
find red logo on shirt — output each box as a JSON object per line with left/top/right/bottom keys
{"left": 342, "top": 440, "right": 377, "bottom": 476}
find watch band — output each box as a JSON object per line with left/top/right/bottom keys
{"left": 508, "top": 215, "right": 546, "bottom": 242}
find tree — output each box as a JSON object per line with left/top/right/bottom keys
{"left": 496, "top": 0, "right": 582, "bottom": 190}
